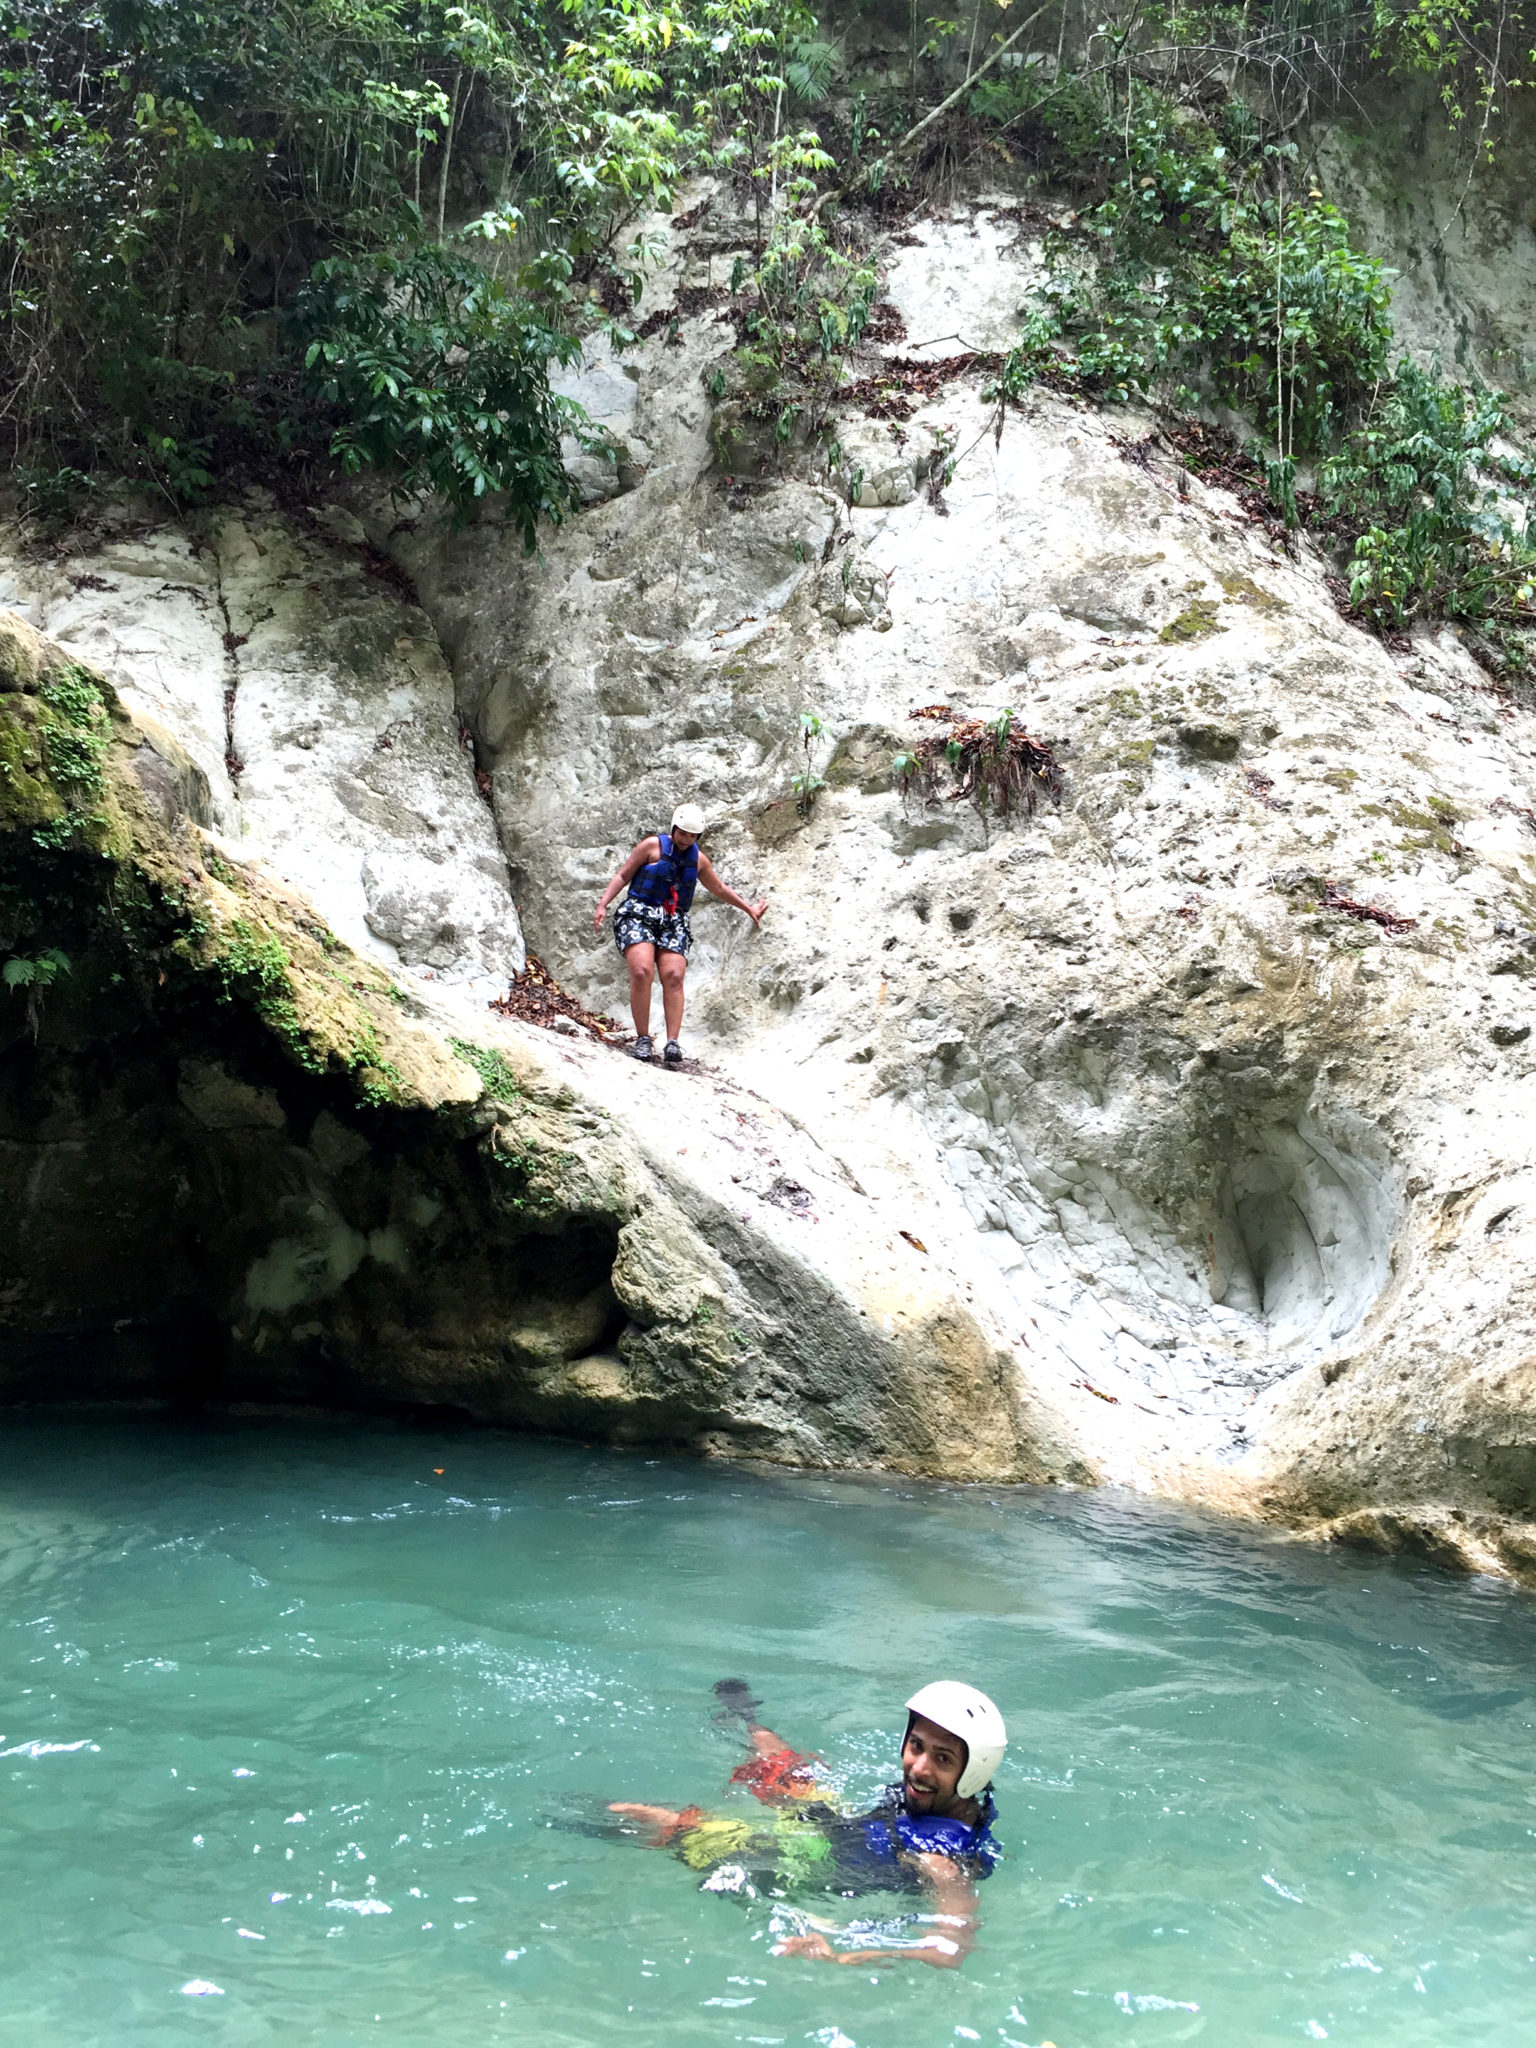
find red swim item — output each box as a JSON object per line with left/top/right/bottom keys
{"left": 729, "top": 1746, "right": 818, "bottom": 1803}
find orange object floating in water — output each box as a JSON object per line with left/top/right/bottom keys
{"left": 433, "top": 1468, "right": 444, "bottom": 1475}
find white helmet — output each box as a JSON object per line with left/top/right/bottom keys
{"left": 905, "top": 1681, "right": 1007, "bottom": 1800}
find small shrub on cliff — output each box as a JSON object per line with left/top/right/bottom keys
{"left": 295, "top": 242, "right": 588, "bottom": 537}
{"left": 2, "top": 946, "right": 69, "bottom": 1037}
{"left": 996, "top": 87, "right": 1392, "bottom": 455}
{"left": 897, "top": 706, "right": 1064, "bottom": 818}
{"left": 791, "top": 707, "right": 829, "bottom": 815}
{"left": 1321, "top": 360, "right": 1536, "bottom": 641}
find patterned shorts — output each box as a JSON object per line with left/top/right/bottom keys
{"left": 613, "top": 899, "right": 692, "bottom": 958}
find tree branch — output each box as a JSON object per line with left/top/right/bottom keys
{"left": 807, "top": 4, "right": 1051, "bottom": 222}
{"left": 890, "top": 4, "right": 1053, "bottom": 161}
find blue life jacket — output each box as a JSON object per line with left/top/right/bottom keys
{"left": 858, "top": 1787, "right": 1000, "bottom": 1878}
{"left": 627, "top": 831, "right": 699, "bottom": 914}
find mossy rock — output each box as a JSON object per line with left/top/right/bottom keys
{"left": 0, "top": 696, "right": 66, "bottom": 835}
{"left": 1219, "top": 572, "right": 1286, "bottom": 615}
{"left": 710, "top": 398, "right": 776, "bottom": 476}
{"left": 0, "top": 611, "right": 48, "bottom": 693}
{"left": 1159, "top": 599, "right": 1223, "bottom": 643}
{"left": 824, "top": 725, "right": 904, "bottom": 794}
{"left": 0, "top": 606, "right": 473, "bottom": 1115}
{"left": 1177, "top": 720, "right": 1242, "bottom": 761}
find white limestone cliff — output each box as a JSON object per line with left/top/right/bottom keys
{"left": 7, "top": 184, "right": 1536, "bottom": 1577}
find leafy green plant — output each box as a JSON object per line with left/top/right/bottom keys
{"left": 726, "top": 166, "right": 877, "bottom": 453}
{"left": 1322, "top": 358, "right": 1536, "bottom": 635}
{"left": 449, "top": 1036, "right": 521, "bottom": 1103}
{"left": 2, "top": 945, "right": 69, "bottom": 1036}
{"left": 791, "top": 706, "right": 827, "bottom": 815}
{"left": 40, "top": 666, "right": 110, "bottom": 792}
{"left": 205, "top": 918, "right": 318, "bottom": 1065}
{"left": 296, "top": 241, "right": 588, "bottom": 539}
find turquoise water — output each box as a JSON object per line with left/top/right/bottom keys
{"left": 2, "top": 1418, "right": 1534, "bottom": 2047}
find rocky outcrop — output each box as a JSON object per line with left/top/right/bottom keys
{"left": 374, "top": 188, "right": 1536, "bottom": 1576}
{"left": 0, "top": 612, "right": 1080, "bottom": 1481}
{"left": 0, "top": 500, "right": 524, "bottom": 989}
{"left": 8, "top": 179, "right": 1536, "bottom": 1580}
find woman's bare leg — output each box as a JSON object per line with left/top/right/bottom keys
{"left": 624, "top": 942, "right": 657, "bottom": 1037}
{"left": 658, "top": 950, "right": 686, "bottom": 1041}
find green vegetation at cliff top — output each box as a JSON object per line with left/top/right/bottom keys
{"left": 4, "top": 0, "right": 1534, "bottom": 657}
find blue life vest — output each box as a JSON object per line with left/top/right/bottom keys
{"left": 859, "top": 1787, "right": 1000, "bottom": 1878}
{"left": 627, "top": 831, "right": 699, "bottom": 914}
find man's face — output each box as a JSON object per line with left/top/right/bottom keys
{"left": 670, "top": 828, "right": 698, "bottom": 851}
{"left": 901, "top": 1713, "right": 968, "bottom": 1814}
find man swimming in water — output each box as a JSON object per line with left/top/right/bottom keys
{"left": 608, "top": 1679, "right": 1005, "bottom": 1970}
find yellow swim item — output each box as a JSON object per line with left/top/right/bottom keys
{"left": 675, "top": 1806, "right": 835, "bottom": 1884}
{"left": 677, "top": 1817, "right": 757, "bottom": 1870}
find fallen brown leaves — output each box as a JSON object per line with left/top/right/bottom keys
{"left": 489, "top": 954, "right": 626, "bottom": 1044}
{"left": 1321, "top": 884, "right": 1416, "bottom": 935}
{"left": 902, "top": 706, "right": 1065, "bottom": 816}
{"left": 840, "top": 350, "right": 1002, "bottom": 422}
{"left": 633, "top": 283, "right": 729, "bottom": 342}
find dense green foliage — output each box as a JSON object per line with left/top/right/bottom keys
{"left": 0, "top": 0, "right": 831, "bottom": 531}
{"left": 295, "top": 242, "right": 585, "bottom": 540}
{"left": 3, "top": 0, "right": 1535, "bottom": 654}
{"left": 1322, "top": 360, "right": 1536, "bottom": 636}
{"left": 995, "top": 93, "right": 1393, "bottom": 455}
{"left": 961, "top": 3, "right": 1536, "bottom": 666}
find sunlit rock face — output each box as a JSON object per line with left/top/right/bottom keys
{"left": 377, "top": 188, "right": 1536, "bottom": 1565}
{"left": 0, "top": 502, "right": 524, "bottom": 991}
{"left": 8, "top": 180, "right": 1536, "bottom": 1577}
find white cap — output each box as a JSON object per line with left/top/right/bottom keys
{"left": 905, "top": 1681, "right": 1006, "bottom": 1799}
{"left": 670, "top": 803, "right": 707, "bottom": 834}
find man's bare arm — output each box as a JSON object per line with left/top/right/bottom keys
{"left": 774, "top": 1852, "right": 978, "bottom": 1971}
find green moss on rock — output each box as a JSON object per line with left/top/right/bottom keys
{"left": 1160, "top": 599, "right": 1223, "bottom": 643}
{"left": 0, "top": 697, "right": 64, "bottom": 834}
{"left": 0, "top": 607, "right": 446, "bottom": 1115}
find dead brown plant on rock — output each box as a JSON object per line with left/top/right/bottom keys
{"left": 896, "top": 706, "right": 1064, "bottom": 817}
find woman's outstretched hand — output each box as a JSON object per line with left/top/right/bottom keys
{"left": 593, "top": 900, "right": 608, "bottom": 933}
{"left": 746, "top": 898, "right": 768, "bottom": 928}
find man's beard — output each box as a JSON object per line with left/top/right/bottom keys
{"left": 902, "top": 1776, "right": 939, "bottom": 1813}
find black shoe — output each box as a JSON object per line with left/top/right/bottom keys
{"left": 632, "top": 1034, "right": 653, "bottom": 1061}
{"left": 664, "top": 1039, "right": 683, "bottom": 1067}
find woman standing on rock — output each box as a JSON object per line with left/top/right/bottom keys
{"left": 593, "top": 803, "right": 767, "bottom": 1065}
